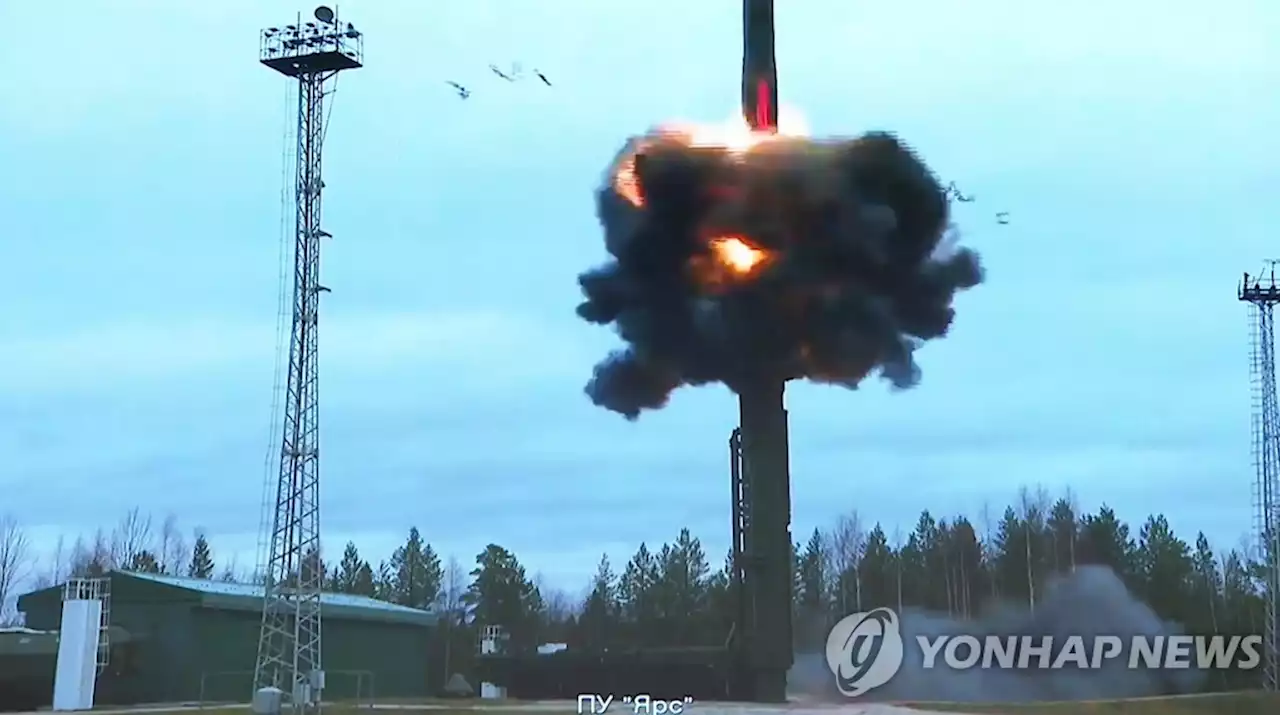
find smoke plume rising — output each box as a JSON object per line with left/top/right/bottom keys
{"left": 788, "top": 566, "right": 1205, "bottom": 702}
{"left": 576, "top": 127, "right": 983, "bottom": 418}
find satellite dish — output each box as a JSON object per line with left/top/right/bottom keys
{"left": 314, "top": 6, "right": 335, "bottom": 23}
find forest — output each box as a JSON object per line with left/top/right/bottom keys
{"left": 0, "top": 486, "right": 1272, "bottom": 691}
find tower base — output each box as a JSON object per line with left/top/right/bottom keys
{"left": 734, "top": 380, "right": 793, "bottom": 703}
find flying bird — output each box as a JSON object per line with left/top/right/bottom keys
{"left": 445, "top": 81, "right": 470, "bottom": 99}
{"left": 533, "top": 69, "right": 552, "bottom": 87}
{"left": 489, "top": 64, "right": 518, "bottom": 82}
{"left": 946, "top": 182, "right": 975, "bottom": 203}
{"left": 996, "top": 212, "right": 1010, "bottom": 225}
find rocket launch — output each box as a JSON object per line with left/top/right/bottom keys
{"left": 572, "top": 0, "right": 984, "bottom": 701}
{"left": 742, "top": 0, "right": 778, "bottom": 132}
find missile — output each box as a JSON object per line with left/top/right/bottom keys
{"left": 741, "top": 0, "right": 778, "bottom": 132}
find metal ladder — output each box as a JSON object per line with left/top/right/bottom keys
{"left": 63, "top": 577, "right": 111, "bottom": 672}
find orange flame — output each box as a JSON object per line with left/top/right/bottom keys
{"left": 613, "top": 108, "right": 807, "bottom": 291}
{"left": 611, "top": 107, "right": 808, "bottom": 209}
{"left": 613, "top": 158, "right": 644, "bottom": 207}
{"left": 709, "top": 236, "right": 767, "bottom": 274}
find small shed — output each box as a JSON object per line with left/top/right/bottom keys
{"left": 17, "top": 571, "right": 436, "bottom": 705}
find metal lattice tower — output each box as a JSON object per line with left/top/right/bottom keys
{"left": 254, "top": 7, "right": 362, "bottom": 711}
{"left": 1240, "top": 261, "right": 1280, "bottom": 692}
{"left": 729, "top": 428, "right": 749, "bottom": 638}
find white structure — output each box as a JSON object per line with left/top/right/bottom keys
{"left": 53, "top": 579, "right": 109, "bottom": 711}
{"left": 537, "top": 642, "right": 568, "bottom": 655}
{"left": 252, "top": 686, "right": 284, "bottom": 715}
{"left": 479, "top": 625, "right": 507, "bottom": 700}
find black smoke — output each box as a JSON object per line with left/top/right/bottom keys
{"left": 577, "top": 129, "right": 983, "bottom": 419}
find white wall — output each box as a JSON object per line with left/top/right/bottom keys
{"left": 52, "top": 599, "right": 100, "bottom": 711}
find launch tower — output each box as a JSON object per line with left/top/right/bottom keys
{"left": 1240, "top": 262, "right": 1280, "bottom": 693}
{"left": 729, "top": 0, "right": 794, "bottom": 703}
{"left": 253, "top": 7, "right": 362, "bottom": 711}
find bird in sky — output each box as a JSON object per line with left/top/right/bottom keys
{"left": 946, "top": 181, "right": 975, "bottom": 203}
{"left": 445, "top": 81, "right": 470, "bottom": 99}
{"left": 533, "top": 69, "right": 552, "bottom": 87}
{"left": 489, "top": 64, "right": 518, "bottom": 82}
{"left": 996, "top": 211, "right": 1010, "bottom": 225}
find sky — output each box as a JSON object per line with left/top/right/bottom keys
{"left": 3, "top": 0, "right": 1279, "bottom": 600}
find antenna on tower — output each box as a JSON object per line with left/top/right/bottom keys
{"left": 1239, "top": 260, "right": 1280, "bottom": 693}
{"left": 254, "top": 7, "right": 362, "bottom": 713}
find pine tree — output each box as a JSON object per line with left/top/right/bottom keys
{"left": 127, "top": 550, "right": 162, "bottom": 574}
{"left": 464, "top": 544, "right": 540, "bottom": 650}
{"left": 993, "top": 506, "right": 1030, "bottom": 606}
{"left": 946, "top": 517, "right": 983, "bottom": 617}
{"left": 333, "top": 541, "right": 364, "bottom": 593}
{"left": 352, "top": 562, "right": 376, "bottom": 597}
{"left": 299, "top": 546, "right": 325, "bottom": 589}
{"left": 388, "top": 527, "right": 443, "bottom": 609}
{"left": 419, "top": 542, "right": 443, "bottom": 606}
{"left": 1220, "top": 548, "right": 1257, "bottom": 639}
{"left": 704, "top": 549, "right": 736, "bottom": 645}
{"left": 658, "top": 529, "right": 711, "bottom": 645}
{"left": 1135, "top": 514, "right": 1194, "bottom": 626}
{"left": 580, "top": 554, "right": 619, "bottom": 648}
{"left": 797, "top": 529, "right": 827, "bottom": 611}
{"left": 1191, "top": 532, "right": 1223, "bottom": 634}
{"left": 373, "top": 561, "right": 395, "bottom": 601}
{"left": 795, "top": 528, "right": 829, "bottom": 648}
{"left": 187, "top": 534, "right": 214, "bottom": 579}
{"left": 912, "top": 511, "right": 943, "bottom": 611}
{"left": 618, "top": 543, "right": 660, "bottom": 646}
{"left": 1078, "top": 505, "right": 1136, "bottom": 584}
{"left": 1047, "top": 497, "right": 1079, "bottom": 573}
{"left": 898, "top": 528, "right": 926, "bottom": 608}
{"left": 857, "top": 524, "right": 894, "bottom": 611}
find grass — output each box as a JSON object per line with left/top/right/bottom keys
{"left": 898, "top": 690, "right": 1280, "bottom": 715}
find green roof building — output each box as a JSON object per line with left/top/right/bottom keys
{"left": 15, "top": 571, "right": 437, "bottom": 706}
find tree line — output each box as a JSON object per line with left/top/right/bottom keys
{"left": 0, "top": 488, "right": 1273, "bottom": 691}
{"left": 0, "top": 508, "right": 228, "bottom": 622}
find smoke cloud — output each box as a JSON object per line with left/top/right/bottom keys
{"left": 576, "top": 129, "right": 983, "bottom": 418}
{"left": 788, "top": 566, "right": 1205, "bottom": 703}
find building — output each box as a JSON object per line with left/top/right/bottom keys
{"left": 0, "top": 627, "right": 55, "bottom": 711}
{"left": 1, "top": 626, "right": 137, "bottom": 711}
{"left": 16, "top": 571, "right": 436, "bottom": 706}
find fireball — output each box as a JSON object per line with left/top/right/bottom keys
{"left": 581, "top": 108, "right": 982, "bottom": 417}
{"left": 709, "top": 235, "right": 767, "bottom": 274}
{"left": 610, "top": 107, "right": 807, "bottom": 284}
{"left": 612, "top": 107, "right": 808, "bottom": 210}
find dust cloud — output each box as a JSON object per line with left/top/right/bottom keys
{"left": 789, "top": 566, "right": 1204, "bottom": 702}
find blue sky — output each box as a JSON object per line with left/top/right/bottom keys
{"left": 3, "top": 0, "right": 1279, "bottom": 596}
